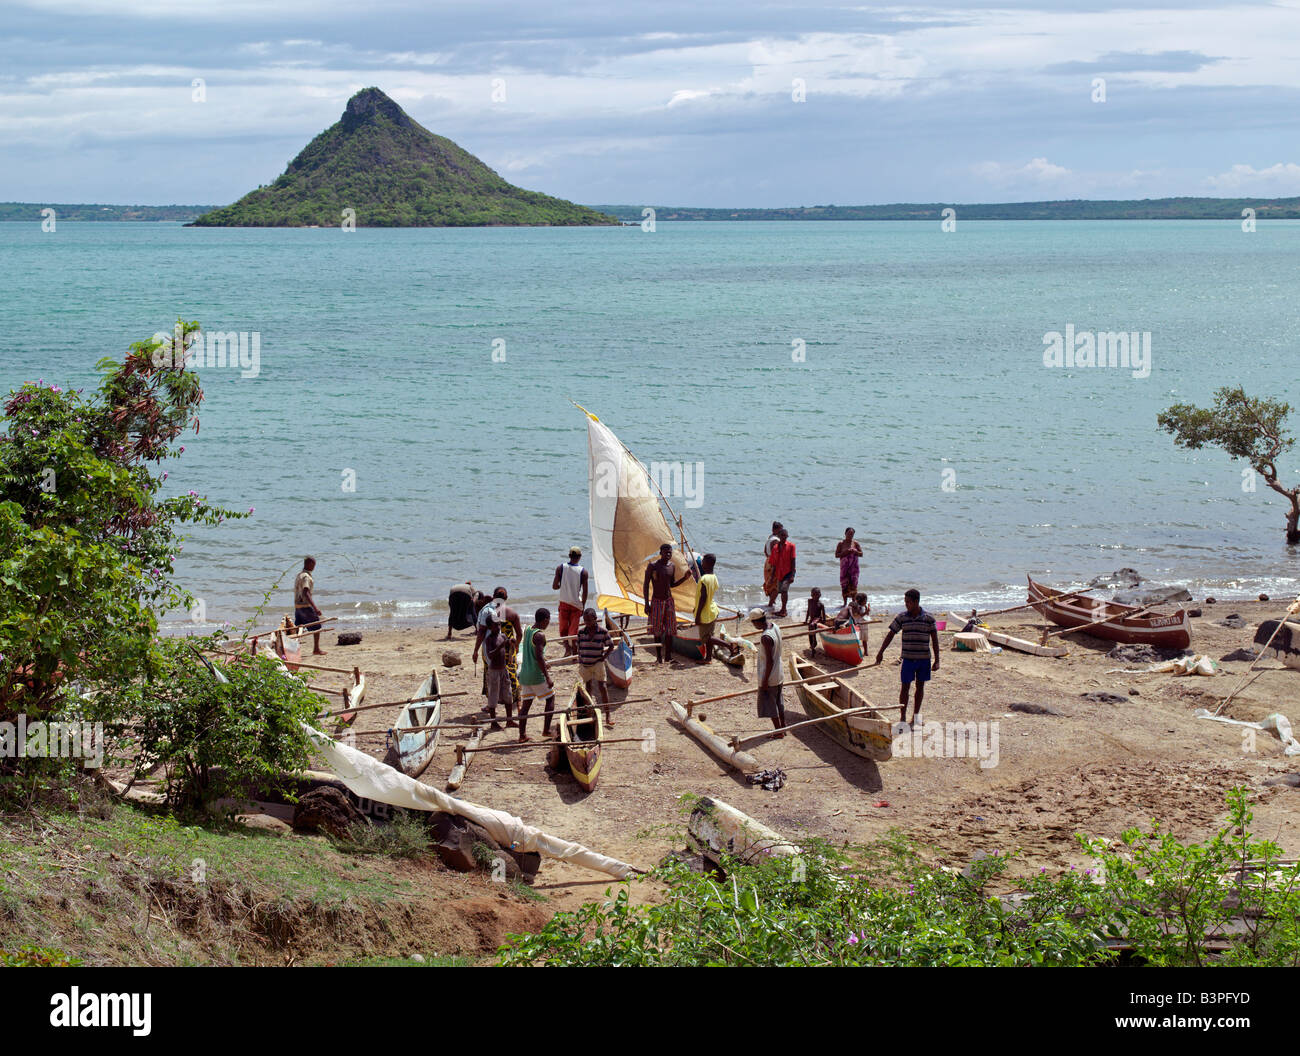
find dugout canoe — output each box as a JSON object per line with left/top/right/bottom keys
{"left": 816, "top": 622, "right": 867, "bottom": 665}
{"left": 383, "top": 668, "right": 442, "bottom": 778}
{"left": 555, "top": 682, "right": 604, "bottom": 792}
{"left": 1027, "top": 576, "right": 1191, "bottom": 650}
{"left": 788, "top": 654, "right": 893, "bottom": 761}
{"left": 604, "top": 611, "right": 635, "bottom": 688}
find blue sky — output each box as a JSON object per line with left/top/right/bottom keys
{"left": 2, "top": 0, "right": 1298, "bottom": 206}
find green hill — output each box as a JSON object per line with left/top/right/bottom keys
{"left": 191, "top": 88, "right": 617, "bottom": 228}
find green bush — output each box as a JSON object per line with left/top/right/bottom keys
{"left": 499, "top": 790, "right": 1300, "bottom": 967}
{"left": 121, "top": 637, "right": 322, "bottom": 812}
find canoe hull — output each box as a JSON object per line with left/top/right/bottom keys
{"left": 817, "top": 625, "right": 866, "bottom": 665}
{"left": 671, "top": 623, "right": 745, "bottom": 666}
{"left": 557, "top": 684, "right": 603, "bottom": 792}
{"left": 1255, "top": 620, "right": 1300, "bottom": 671}
{"left": 604, "top": 616, "right": 635, "bottom": 688}
{"left": 1027, "top": 576, "right": 1191, "bottom": 650}
{"left": 385, "top": 669, "right": 441, "bottom": 778}
{"left": 788, "top": 655, "right": 892, "bottom": 762}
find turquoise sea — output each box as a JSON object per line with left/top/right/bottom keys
{"left": 2, "top": 219, "right": 1297, "bottom": 629}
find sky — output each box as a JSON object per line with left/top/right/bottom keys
{"left": 2, "top": 0, "right": 1299, "bottom": 207}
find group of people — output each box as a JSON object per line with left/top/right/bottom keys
{"left": 761, "top": 523, "right": 866, "bottom": 613}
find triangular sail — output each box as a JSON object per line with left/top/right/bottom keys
{"left": 583, "top": 408, "right": 698, "bottom": 618}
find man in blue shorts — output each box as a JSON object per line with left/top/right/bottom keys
{"left": 874, "top": 588, "right": 939, "bottom": 726}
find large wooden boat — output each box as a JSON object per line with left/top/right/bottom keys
{"left": 787, "top": 655, "right": 893, "bottom": 761}
{"left": 1027, "top": 576, "right": 1191, "bottom": 650}
{"left": 383, "top": 668, "right": 441, "bottom": 778}
{"left": 555, "top": 682, "right": 604, "bottom": 792}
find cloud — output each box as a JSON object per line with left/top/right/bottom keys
{"left": 973, "top": 157, "right": 1072, "bottom": 186}
{"left": 1044, "top": 50, "right": 1223, "bottom": 74}
{"left": 1207, "top": 162, "right": 1300, "bottom": 193}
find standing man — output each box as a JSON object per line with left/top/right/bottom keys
{"left": 472, "top": 587, "right": 523, "bottom": 711}
{"left": 643, "top": 543, "right": 694, "bottom": 665}
{"left": 480, "top": 612, "right": 513, "bottom": 732}
{"left": 874, "top": 588, "right": 940, "bottom": 727}
{"left": 770, "top": 528, "right": 797, "bottom": 618}
{"left": 575, "top": 607, "right": 615, "bottom": 726}
{"left": 517, "top": 608, "right": 555, "bottom": 743}
{"left": 445, "top": 580, "right": 475, "bottom": 640}
{"left": 552, "top": 548, "right": 588, "bottom": 656}
{"left": 835, "top": 528, "right": 862, "bottom": 601}
{"left": 763, "top": 521, "right": 782, "bottom": 608}
{"left": 693, "top": 553, "right": 721, "bottom": 663}
{"left": 294, "top": 556, "right": 326, "bottom": 656}
{"left": 750, "top": 608, "right": 787, "bottom": 737}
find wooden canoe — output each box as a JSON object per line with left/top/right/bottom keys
{"left": 816, "top": 622, "right": 867, "bottom": 665}
{"left": 946, "top": 613, "right": 1068, "bottom": 657}
{"left": 668, "top": 701, "right": 763, "bottom": 773}
{"left": 1027, "top": 576, "right": 1191, "bottom": 649}
{"left": 383, "top": 668, "right": 441, "bottom": 778}
{"left": 604, "top": 611, "right": 635, "bottom": 688}
{"left": 671, "top": 622, "right": 746, "bottom": 666}
{"left": 687, "top": 796, "right": 800, "bottom": 866}
{"left": 788, "top": 654, "right": 893, "bottom": 761}
{"left": 446, "top": 725, "right": 485, "bottom": 791}
{"left": 556, "top": 682, "right": 604, "bottom": 792}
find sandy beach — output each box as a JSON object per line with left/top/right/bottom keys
{"left": 294, "top": 597, "right": 1300, "bottom": 905}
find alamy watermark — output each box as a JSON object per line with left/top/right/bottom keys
{"left": 150, "top": 321, "right": 261, "bottom": 378}
{"left": 593, "top": 455, "right": 704, "bottom": 508}
{"left": 1042, "top": 325, "right": 1150, "bottom": 378}
{"left": 892, "top": 720, "right": 999, "bottom": 768}
{"left": 1, "top": 715, "right": 104, "bottom": 768}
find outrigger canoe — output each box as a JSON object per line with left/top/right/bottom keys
{"left": 1027, "top": 576, "right": 1191, "bottom": 650}
{"left": 554, "top": 682, "right": 604, "bottom": 792}
{"left": 670, "top": 622, "right": 747, "bottom": 666}
{"left": 788, "top": 655, "right": 893, "bottom": 761}
{"left": 604, "top": 611, "right": 635, "bottom": 688}
{"left": 815, "top": 622, "right": 867, "bottom": 665}
{"left": 383, "top": 668, "right": 442, "bottom": 778}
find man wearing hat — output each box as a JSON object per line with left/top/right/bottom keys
{"left": 553, "top": 547, "right": 589, "bottom": 656}
{"left": 750, "top": 608, "right": 787, "bottom": 736}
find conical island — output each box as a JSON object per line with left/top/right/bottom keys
{"left": 191, "top": 88, "right": 617, "bottom": 227}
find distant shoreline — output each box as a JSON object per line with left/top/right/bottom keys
{"left": 5, "top": 196, "right": 1300, "bottom": 223}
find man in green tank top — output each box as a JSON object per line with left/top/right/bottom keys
{"left": 517, "top": 608, "right": 555, "bottom": 743}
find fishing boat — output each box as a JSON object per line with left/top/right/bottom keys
{"left": 815, "top": 622, "right": 867, "bottom": 665}
{"left": 669, "top": 622, "right": 747, "bottom": 666}
{"left": 383, "top": 668, "right": 442, "bottom": 778}
{"left": 788, "top": 655, "right": 893, "bottom": 761}
{"left": 554, "top": 682, "right": 604, "bottom": 792}
{"left": 603, "top": 611, "right": 635, "bottom": 688}
{"left": 579, "top": 404, "right": 746, "bottom": 661}
{"left": 1027, "top": 576, "right": 1191, "bottom": 649}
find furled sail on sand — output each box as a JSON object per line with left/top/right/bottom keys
{"left": 580, "top": 405, "right": 700, "bottom": 618}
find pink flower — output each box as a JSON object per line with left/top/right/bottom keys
{"left": 847, "top": 933, "right": 858, "bottom": 945}
{"left": 248, "top": 507, "right": 255, "bottom": 514}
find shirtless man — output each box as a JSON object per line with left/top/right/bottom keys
{"left": 643, "top": 543, "right": 694, "bottom": 665}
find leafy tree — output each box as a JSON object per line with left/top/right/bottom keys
{"left": 1159, "top": 386, "right": 1300, "bottom": 544}
{"left": 0, "top": 322, "right": 245, "bottom": 777}
{"left": 122, "top": 637, "right": 322, "bottom": 811}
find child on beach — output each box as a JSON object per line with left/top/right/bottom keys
{"left": 805, "top": 587, "right": 827, "bottom": 653}
{"left": 874, "top": 588, "right": 940, "bottom": 726}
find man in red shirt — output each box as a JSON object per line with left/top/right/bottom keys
{"left": 770, "top": 528, "right": 796, "bottom": 618}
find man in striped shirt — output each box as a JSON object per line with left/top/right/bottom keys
{"left": 874, "top": 588, "right": 940, "bottom": 726}
{"left": 576, "top": 607, "right": 615, "bottom": 726}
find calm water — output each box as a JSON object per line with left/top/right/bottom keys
{"left": 2, "top": 219, "right": 1298, "bottom": 629}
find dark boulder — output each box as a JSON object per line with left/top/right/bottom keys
{"left": 1219, "top": 614, "right": 1247, "bottom": 629}
{"left": 1220, "top": 648, "right": 1259, "bottom": 663}
{"left": 427, "top": 813, "right": 539, "bottom": 881}
{"left": 337, "top": 631, "right": 363, "bottom": 646}
{"left": 1087, "top": 568, "right": 1143, "bottom": 590}
{"left": 441, "top": 651, "right": 463, "bottom": 667}
{"left": 292, "top": 785, "right": 365, "bottom": 839}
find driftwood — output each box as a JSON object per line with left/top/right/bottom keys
{"left": 447, "top": 727, "right": 486, "bottom": 790}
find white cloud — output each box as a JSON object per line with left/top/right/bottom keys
{"left": 1207, "top": 162, "right": 1300, "bottom": 193}
{"left": 973, "top": 157, "right": 1071, "bottom": 185}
